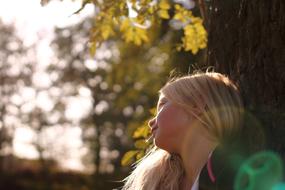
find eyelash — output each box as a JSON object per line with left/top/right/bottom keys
{"left": 158, "top": 102, "right": 166, "bottom": 109}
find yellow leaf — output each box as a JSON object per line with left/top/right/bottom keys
{"left": 159, "top": 0, "right": 170, "bottom": 10}
{"left": 179, "top": 18, "right": 207, "bottom": 54}
{"left": 134, "top": 139, "right": 149, "bottom": 149}
{"left": 158, "top": 10, "right": 170, "bottom": 19}
{"left": 191, "top": 47, "right": 199, "bottom": 54}
{"left": 173, "top": 12, "right": 184, "bottom": 21}
{"left": 184, "top": 26, "right": 195, "bottom": 36}
{"left": 140, "top": 33, "right": 148, "bottom": 42}
{"left": 191, "top": 17, "right": 202, "bottom": 24}
{"left": 136, "top": 151, "right": 145, "bottom": 160}
{"left": 123, "top": 29, "right": 132, "bottom": 42}
{"left": 173, "top": 4, "right": 194, "bottom": 23}
{"left": 101, "top": 25, "right": 114, "bottom": 40}
{"left": 120, "top": 18, "right": 131, "bottom": 32}
{"left": 136, "top": 28, "right": 149, "bottom": 42}
{"left": 121, "top": 150, "right": 139, "bottom": 166}
{"left": 101, "top": 30, "right": 110, "bottom": 40}
{"left": 199, "top": 42, "right": 207, "bottom": 48}
{"left": 147, "top": 6, "right": 155, "bottom": 14}
{"left": 133, "top": 125, "right": 150, "bottom": 138}
{"left": 121, "top": 19, "right": 149, "bottom": 46}
{"left": 134, "top": 35, "right": 142, "bottom": 45}
{"left": 174, "top": 4, "right": 182, "bottom": 10}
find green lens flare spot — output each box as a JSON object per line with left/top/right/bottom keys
{"left": 234, "top": 151, "right": 283, "bottom": 190}
{"left": 272, "top": 183, "right": 285, "bottom": 190}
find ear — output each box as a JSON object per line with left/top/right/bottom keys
{"left": 191, "top": 96, "right": 208, "bottom": 117}
{"left": 193, "top": 94, "right": 208, "bottom": 115}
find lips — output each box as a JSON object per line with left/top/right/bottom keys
{"left": 151, "top": 127, "right": 158, "bottom": 134}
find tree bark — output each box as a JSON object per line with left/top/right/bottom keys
{"left": 207, "top": 0, "right": 285, "bottom": 157}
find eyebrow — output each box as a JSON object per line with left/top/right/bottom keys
{"left": 159, "top": 97, "right": 167, "bottom": 102}
{"left": 157, "top": 97, "right": 168, "bottom": 108}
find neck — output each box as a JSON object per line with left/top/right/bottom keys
{"left": 181, "top": 175, "right": 193, "bottom": 190}
{"left": 179, "top": 133, "right": 217, "bottom": 187}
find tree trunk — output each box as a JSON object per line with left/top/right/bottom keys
{"left": 207, "top": 0, "right": 285, "bottom": 157}
{"left": 93, "top": 119, "right": 101, "bottom": 176}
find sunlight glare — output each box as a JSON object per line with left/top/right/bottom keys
{"left": 13, "top": 127, "right": 39, "bottom": 159}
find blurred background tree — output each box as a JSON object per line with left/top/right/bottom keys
{"left": 0, "top": 20, "right": 29, "bottom": 172}
{"left": 49, "top": 14, "right": 189, "bottom": 188}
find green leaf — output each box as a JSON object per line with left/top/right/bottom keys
{"left": 121, "top": 150, "right": 139, "bottom": 166}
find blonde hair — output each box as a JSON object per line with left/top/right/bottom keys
{"left": 122, "top": 71, "right": 244, "bottom": 190}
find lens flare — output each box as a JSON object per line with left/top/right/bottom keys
{"left": 234, "top": 151, "right": 283, "bottom": 190}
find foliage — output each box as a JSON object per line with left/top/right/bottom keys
{"left": 174, "top": 4, "right": 207, "bottom": 54}
{"left": 40, "top": 0, "right": 209, "bottom": 176}
{"left": 121, "top": 108, "right": 155, "bottom": 166}
{"left": 51, "top": 14, "right": 177, "bottom": 177}
{"left": 41, "top": 0, "right": 207, "bottom": 55}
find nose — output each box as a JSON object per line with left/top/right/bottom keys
{"left": 148, "top": 117, "right": 156, "bottom": 129}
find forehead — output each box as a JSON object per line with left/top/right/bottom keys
{"left": 158, "top": 94, "right": 167, "bottom": 102}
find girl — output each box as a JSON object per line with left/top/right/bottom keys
{"left": 122, "top": 72, "right": 244, "bottom": 190}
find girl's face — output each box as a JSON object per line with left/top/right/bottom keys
{"left": 148, "top": 94, "right": 193, "bottom": 153}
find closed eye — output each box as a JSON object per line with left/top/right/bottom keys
{"left": 157, "top": 101, "right": 167, "bottom": 111}
{"left": 157, "top": 96, "right": 168, "bottom": 111}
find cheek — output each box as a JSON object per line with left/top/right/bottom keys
{"left": 157, "top": 109, "right": 176, "bottom": 133}
{"left": 154, "top": 106, "right": 190, "bottom": 152}
{"left": 154, "top": 111, "right": 174, "bottom": 149}
{"left": 157, "top": 106, "right": 189, "bottom": 133}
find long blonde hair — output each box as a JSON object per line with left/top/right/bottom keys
{"left": 122, "top": 71, "right": 244, "bottom": 190}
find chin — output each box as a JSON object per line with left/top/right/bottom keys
{"left": 154, "top": 140, "right": 173, "bottom": 153}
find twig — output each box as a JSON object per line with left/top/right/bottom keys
{"left": 196, "top": 0, "right": 208, "bottom": 29}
